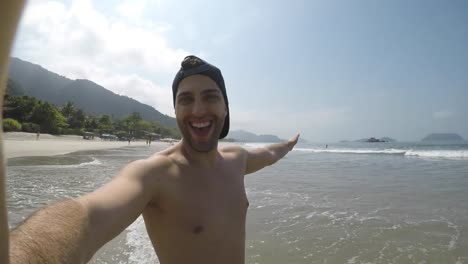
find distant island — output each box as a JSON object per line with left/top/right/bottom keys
{"left": 356, "top": 137, "right": 396, "bottom": 143}
{"left": 421, "top": 133, "right": 464, "bottom": 142}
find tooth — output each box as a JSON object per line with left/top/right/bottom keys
{"left": 192, "top": 121, "right": 210, "bottom": 128}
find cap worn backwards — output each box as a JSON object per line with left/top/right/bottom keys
{"left": 172, "top": 55, "right": 230, "bottom": 139}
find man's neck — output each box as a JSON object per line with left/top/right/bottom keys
{"left": 179, "top": 139, "right": 221, "bottom": 168}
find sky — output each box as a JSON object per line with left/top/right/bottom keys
{"left": 11, "top": 0, "right": 468, "bottom": 142}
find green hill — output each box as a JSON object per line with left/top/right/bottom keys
{"left": 8, "top": 57, "right": 176, "bottom": 127}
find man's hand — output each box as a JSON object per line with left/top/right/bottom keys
{"left": 245, "top": 133, "right": 300, "bottom": 175}
{"left": 287, "top": 133, "right": 300, "bottom": 151}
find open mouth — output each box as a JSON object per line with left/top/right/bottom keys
{"left": 189, "top": 120, "right": 213, "bottom": 139}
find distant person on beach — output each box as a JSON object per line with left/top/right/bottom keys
{"left": 36, "top": 130, "right": 40, "bottom": 141}
{"left": 4, "top": 55, "right": 299, "bottom": 263}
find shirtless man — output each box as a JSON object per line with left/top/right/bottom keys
{"left": 3, "top": 24, "right": 299, "bottom": 264}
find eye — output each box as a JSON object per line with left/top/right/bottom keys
{"left": 177, "top": 96, "right": 193, "bottom": 105}
{"left": 205, "top": 94, "right": 220, "bottom": 102}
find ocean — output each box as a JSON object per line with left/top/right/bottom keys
{"left": 6, "top": 141, "right": 468, "bottom": 263}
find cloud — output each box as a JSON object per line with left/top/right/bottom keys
{"left": 433, "top": 110, "right": 454, "bottom": 119}
{"left": 115, "top": 0, "right": 164, "bottom": 19}
{"left": 115, "top": 0, "right": 148, "bottom": 18}
{"left": 13, "top": 0, "right": 191, "bottom": 116}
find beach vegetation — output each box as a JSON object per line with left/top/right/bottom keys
{"left": 30, "top": 101, "right": 68, "bottom": 134}
{"left": 98, "top": 115, "right": 113, "bottom": 132}
{"left": 21, "top": 122, "right": 40, "bottom": 133}
{"left": 3, "top": 94, "right": 181, "bottom": 139}
{"left": 84, "top": 116, "right": 100, "bottom": 131}
{"left": 3, "top": 118, "right": 22, "bottom": 132}
{"left": 3, "top": 95, "right": 38, "bottom": 123}
{"left": 68, "top": 109, "right": 86, "bottom": 129}
{"left": 61, "top": 101, "right": 76, "bottom": 119}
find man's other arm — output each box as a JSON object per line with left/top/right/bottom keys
{"left": 0, "top": 1, "right": 26, "bottom": 263}
{"left": 245, "top": 134, "right": 299, "bottom": 175}
{"left": 9, "top": 157, "right": 169, "bottom": 264}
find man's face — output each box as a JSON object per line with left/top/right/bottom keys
{"left": 175, "top": 75, "right": 227, "bottom": 152}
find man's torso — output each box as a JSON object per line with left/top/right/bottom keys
{"left": 142, "top": 146, "right": 248, "bottom": 264}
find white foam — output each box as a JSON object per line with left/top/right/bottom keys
{"left": 306, "top": 211, "right": 317, "bottom": 219}
{"left": 54, "top": 157, "right": 102, "bottom": 168}
{"left": 21, "top": 157, "right": 102, "bottom": 169}
{"left": 293, "top": 148, "right": 406, "bottom": 155}
{"left": 77, "top": 158, "right": 102, "bottom": 167}
{"left": 446, "top": 220, "right": 460, "bottom": 250}
{"left": 291, "top": 214, "right": 301, "bottom": 219}
{"left": 347, "top": 256, "right": 359, "bottom": 264}
{"left": 126, "top": 216, "right": 159, "bottom": 264}
{"left": 405, "top": 150, "right": 468, "bottom": 159}
{"left": 292, "top": 147, "right": 468, "bottom": 159}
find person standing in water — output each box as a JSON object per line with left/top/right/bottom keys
{"left": 7, "top": 55, "right": 299, "bottom": 264}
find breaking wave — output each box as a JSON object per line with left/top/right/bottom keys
{"left": 293, "top": 148, "right": 468, "bottom": 159}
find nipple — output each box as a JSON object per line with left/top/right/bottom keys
{"left": 193, "top": 225, "right": 204, "bottom": 234}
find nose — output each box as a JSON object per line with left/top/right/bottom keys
{"left": 192, "top": 98, "right": 207, "bottom": 116}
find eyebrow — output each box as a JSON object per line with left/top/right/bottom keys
{"left": 201, "top": 89, "right": 221, "bottom": 95}
{"left": 177, "top": 91, "right": 192, "bottom": 98}
{"left": 177, "top": 89, "right": 221, "bottom": 98}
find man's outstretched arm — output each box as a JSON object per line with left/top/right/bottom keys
{"left": 9, "top": 199, "right": 90, "bottom": 264}
{"left": 9, "top": 157, "right": 168, "bottom": 264}
{"left": 245, "top": 134, "right": 299, "bottom": 175}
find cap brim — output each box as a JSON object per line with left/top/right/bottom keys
{"left": 219, "top": 109, "right": 229, "bottom": 139}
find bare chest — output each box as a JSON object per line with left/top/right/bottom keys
{"left": 172, "top": 170, "right": 246, "bottom": 231}
{"left": 146, "top": 163, "right": 249, "bottom": 237}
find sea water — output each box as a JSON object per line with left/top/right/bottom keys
{"left": 6, "top": 142, "right": 468, "bottom": 263}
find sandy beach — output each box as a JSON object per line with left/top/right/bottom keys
{"left": 3, "top": 132, "right": 169, "bottom": 159}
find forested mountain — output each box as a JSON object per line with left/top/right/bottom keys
{"left": 228, "top": 130, "right": 283, "bottom": 142}
{"left": 8, "top": 57, "right": 176, "bottom": 127}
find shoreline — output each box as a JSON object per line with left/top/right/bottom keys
{"left": 4, "top": 132, "right": 170, "bottom": 159}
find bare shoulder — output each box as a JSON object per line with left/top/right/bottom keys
{"left": 119, "top": 151, "right": 175, "bottom": 182}
{"left": 219, "top": 144, "right": 247, "bottom": 160}
{"left": 220, "top": 144, "right": 245, "bottom": 153}
{"left": 145, "top": 143, "right": 189, "bottom": 173}
{"left": 142, "top": 150, "right": 177, "bottom": 174}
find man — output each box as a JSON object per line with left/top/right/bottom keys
{"left": 7, "top": 55, "right": 299, "bottom": 263}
